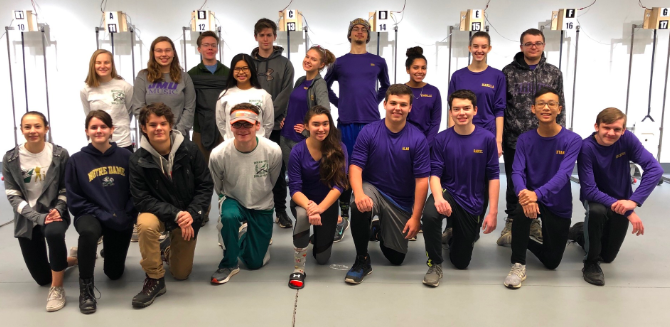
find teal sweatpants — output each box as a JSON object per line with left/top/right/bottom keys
{"left": 219, "top": 198, "right": 274, "bottom": 270}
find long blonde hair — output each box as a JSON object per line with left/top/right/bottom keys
{"left": 85, "top": 49, "right": 121, "bottom": 87}
{"left": 143, "top": 36, "right": 182, "bottom": 83}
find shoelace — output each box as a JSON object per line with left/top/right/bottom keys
{"left": 141, "top": 279, "right": 157, "bottom": 295}
{"left": 510, "top": 265, "right": 524, "bottom": 277}
{"left": 427, "top": 265, "right": 442, "bottom": 276}
{"left": 82, "top": 282, "right": 102, "bottom": 302}
{"left": 48, "top": 287, "right": 64, "bottom": 300}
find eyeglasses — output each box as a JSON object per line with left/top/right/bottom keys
{"left": 200, "top": 43, "right": 217, "bottom": 49}
{"left": 522, "top": 42, "right": 545, "bottom": 48}
{"left": 234, "top": 66, "right": 250, "bottom": 72}
{"left": 352, "top": 27, "right": 368, "bottom": 33}
{"left": 154, "top": 48, "right": 173, "bottom": 54}
{"left": 232, "top": 122, "right": 254, "bottom": 129}
{"left": 535, "top": 102, "right": 559, "bottom": 108}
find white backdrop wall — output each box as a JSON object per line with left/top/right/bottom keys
{"left": 0, "top": 0, "right": 669, "bottom": 164}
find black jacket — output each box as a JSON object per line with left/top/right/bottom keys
{"left": 129, "top": 136, "right": 213, "bottom": 235}
{"left": 190, "top": 74, "right": 227, "bottom": 150}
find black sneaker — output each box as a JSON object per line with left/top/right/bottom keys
{"left": 277, "top": 211, "right": 293, "bottom": 228}
{"left": 345, "top": 254, "right": 372, "bottom": 284}
{"left": 369, "top": 219, "right": 380, "bottom": 242}
{"left": 78, "top": 277, "right": 97, "bottom": 314}
{"left": 132, "top": 276, "right": 166, "bottom": 308}
{"left": 568, "top": 222, "right": 584, "bottom": 243}
{"left": 582, "top": 261, "right": 605, "bottom": 286}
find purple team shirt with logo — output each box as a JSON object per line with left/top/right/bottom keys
{"left": 288, "top": 140, "right": 348, "bottom": 203}
{"left": 407, "top": 83, "right": 442, "bottom": 146}
{"left": 282, "top": 79, "right": 311, "bottom": 142}
{"left": 448, "top": 66, "right": 506, "bottom": 137}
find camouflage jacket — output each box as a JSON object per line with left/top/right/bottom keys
{"left": 502, "top": 52, "right": 565, "bottom": 149}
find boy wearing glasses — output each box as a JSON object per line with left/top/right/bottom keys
{"left": 503, "top": 87, "right": 581, "bottom": 289}
{"left": 325, "top": 18, "right": 391, "bottom": 228}
{"left": 498, "top": 28, "right": 566, "bottom": 246}
{"left": 209, "top": 103, "right": 282, "bottom": 284}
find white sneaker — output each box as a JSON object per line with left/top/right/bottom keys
{"left": 504, "top": 263, "right": 526, "bottom": 289}
{"left": 46, "top": 286, "right": 66, "bottom": 312}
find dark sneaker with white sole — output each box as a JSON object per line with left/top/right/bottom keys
{"left": 132, "top": 276, "right": 166, "bottom": 308}
{"left": 277, "top": 211, "right": 293, "bottom": 228}
{"left": 334, "top": 219, "right": 349, "bottom": 243}
{"left": 582, "top": 261, "right": 605, "bottom": 286}
{"left": 345, "top": 255, "right": 372, "bottom": 285}
{"left": 211, "top": 266, "right": 240, "bottom": 285}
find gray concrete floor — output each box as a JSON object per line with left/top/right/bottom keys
{"left": 0, "top": 178, "right": 669, "bottom": 326}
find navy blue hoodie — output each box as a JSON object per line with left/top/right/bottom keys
{"left": 65, "top": 143, "right": 135, "bottom": 231}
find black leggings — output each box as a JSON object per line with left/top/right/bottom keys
{"left": 291, "top": 200, "right": 339, "bottom": 264}
{"left": 510, "top": 204, "right": 571, "bottom": 269}
{"left": 350, "top": 203, "right": 406, "bottom": 266}
{"left": 75, "top": 214, "right": 133, "bottom": 280}
{"left": 502, "top": 144, "right": 518, "bottom": 217}
{"left": 579, "top": 202, "right": 629, "bottom": 263}
{"left": 270, "top": 130, "right": 288, "bottom": 213}
{"left": 17, "top": 221, "right": 69, "bottom": 286}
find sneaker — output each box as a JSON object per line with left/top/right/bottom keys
{"left": 503, "top": 263, "right": 526, "bottom": 289}
{"left": 79, "top": 277, "right": 97, "bottom": 314}
{"left": 131, "top": 225, "right": 139, "bottom": 242}
{"left": 97, "top": 236, "right": 103, "bottom": 245}
{"left": 340, "top": 202, "right": 350, "bottom": 220}
{"left": 496, "top": 219, "right": 513, "bottom": 246}
{"left": 159, "top": 230, "right": 168, "bottom": 242}
{"left": 160, "top": 238, "right": 171, "bottom": 266}
{"left": 345, "top": 255, "right": 372, "bottom": 285}
{"left": 419, "top": 223, "right": 423, "bottom": 233}
{"left": 277, "top": 211, "right": 293, "bottom": 228}
{"left": 568, "top": 222, "right": 584, "bottom": 243}
{"left": 369, "top": 218, "right": 380, "bottom": 242}
{"left": 441, "top": 227, "right": 453, "bottom": 248}
{"left": 409, "top": 235, "right": 417, "bottom": 241}
{"left": 582, "top": 261, "right": 605, "bottom": 286}
{"left": 239, "top": 222, "right": 248, "bottom": 239}
{"left": 530, "top": 219, "right": 543, "bottom": 244}
{"left": 334, "top": 219, "right": 349, "bottom": 243}
{"left": 422, "top": 264, "right": 443, "bottom": 287}
{"left": 132, "top": 276, "right": 166, "bottom": 308}
{"left": 211, "top": 266, "right": 240, "bottom": 284}
{"left": 288, "top": 272, "right": 306, "bottom": 289}
{"left": 46, "top": 286, "right": 66, "bottom": 312}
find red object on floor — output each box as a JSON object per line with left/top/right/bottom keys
{"left": 289, "top": 280, "right": 303, "bottom": 287}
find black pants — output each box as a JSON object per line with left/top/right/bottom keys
{"left": 291, "top": 200, "right": 339, "bottom": 264}
{"left": 502, "top": 144, "right": 518, "bottom": 217}
{"left": 423, "top": 192, "right": 481, "bottom": 269}
{"left": 577, "top": 202, "right": 629, "bottom": 263}
{"left": 123, "top": 145, "right": 135, "bottom": 153}
{"left": 75, "top": 214, "right": 133, "bottom": 280}
{"left": 270, "top": 130, "right": 287, "bottom": 213}
{"left": 510, "top": 204, "right": 571, "bottom": 269}
{"left": 350, "top": 202, "right": 406, "bottom": 266}
{"left": 17, "top": 221, "right": 69, "bottom": 286}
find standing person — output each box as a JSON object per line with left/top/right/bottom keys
{"left": 3, "top": 111, "right": 76, "bottom": 312}
{"left": 209, "top": 103, "right": 282, "bottom": 284}
{"left": 251, "top": 18, "right": 295, "bottom": 229}
{"left": 344, "top": 84, "right": 429, "bottom": 285}
{"left": 129, "top": 103, "right": 213, "bottom": 308}
{"left": 131, "top": 36, "right": 195, "bottom": 139}
{"left": 405, "top": 46, "right": 442, "bottom": 146}
{"left": 569, "top": 108, "right": 662, "bottom": 286}
{"left": 498, "top": 28, "right": 565, "bottom": 246}
{"left": 188, "top": 30, "right": 229, "bottom": 226}
{"left": 80, "top": 49, "right": 134, "bottom": 152}
{"left": 421, "top": 90, "right": 500, "bottom": 287}
{"left": 287, "top": 106, "right": 348, "bottom": 289}
{"left": 215, "top": 54, "right": 274, "bottom": 141}
{"left": 325, "top": 18, "right": 390, "bottom": 233}
{"left": 65, "top": 111, "right": 135, "bottom": 314}
{"left": 503, "top": 87, "right": 581, "bottom": 289}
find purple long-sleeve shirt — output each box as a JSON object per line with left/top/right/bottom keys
{"left": 281, "top": 79, "right": 310, "bottom": 142}
{"left": 288, "top": 140, "right": 348, "bottom": 203}
{"left": 448, "top": 66, "right": 506, "bottom": 136}
{"left": 407, "top": 83, "right": 442, "bottom": 146}
{"left": 324, "top": 53, "right": 390, "bottom": 124}
{"left": 431, "top": 127, "right": 499, "bottom": 215}
{"left": 512, "top": 128, "right": 582, "bottom": 219}
{"left": 351, "top": 120, "right": 430, "bottom": 212}
{"left": 577, "top": 132, "right": 662, "bottom": 216}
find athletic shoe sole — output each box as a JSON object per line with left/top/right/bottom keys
{"left": 211, "top": 267, "right": 240, "bottom": 285}
{"left": 344, "top": 269, "right": 372, "bottom": 285}
{"left": 422, "top": 279, "right": 440, "bottom": 287}
{"left": 132, "top": 288, "right": 166, "bottom": 308}
{"left": 80, "top": 306, "right": 96, "bottom": 314}
{"left": 503, "top": 275, "right": 526, "bottom": 289}
{"left": 46, "top": 301, "right": 66, "bottom": 312}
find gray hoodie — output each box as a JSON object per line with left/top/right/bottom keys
{"left": 140, "top": 130, "right": 184, "bottom": 180}
{"left": 251, "top": 46, "right": 295, "bottom": 130}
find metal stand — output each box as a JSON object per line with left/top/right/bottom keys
{"left": 304, "top": 26, "right": 309, "bottom": 55}
{"left": 658, "top": 32, "right": 670, "bottom": 184}
{"left": 40, "top": 26, "right": 53, "bottom": 141}
{"left": 394, "top": 26, "right": 398, "bottom": 83}
{"left": 570, "top": 26, "right": 580, "bottom": 131}
{"left": 21, "top": 32, "right": 28, "bottom": 113}
{"left": 642, "top": 29, "right": 658, "bottom": 123}
{"left": 467, "top": 31, "right": 472, "bottom": 65}
{"left": 110, "top": 32, "right": 115, "bottom": 56}
{"left": 182, "top": 27, "right": 189, "bottom": 69}
{"left": 217, "top": 26, "right": 223, "bottom": 62}
{"left": 558, "top": 30, "right": 564, "bottom": 71}
{"left": 286, "top": 31, "right": 290, "bottom": 60}
{"left": 5, "top": 26, "right": 18, "bottom": 146}
{"left": 447, "top": 26, "right": 453, "bottom": 87}
{"left": 95, "top": 27, "right": 100, "bottom": 49}
{"left": 625, "top": 25, "right": 637, "bottom": 116}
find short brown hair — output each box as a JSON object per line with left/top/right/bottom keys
{"left": 385, "top": 84, "right": 414, "bottom": 105}
{"left": 196, "top": 31, "right": 219, "bottom": 47}
{"left": 254, "top": 18, "right": 277, "bottom": 36}
{"left": 139, "top": 102, "right": 175, "bottom": 127}
{"left": 85, "top": 110, "right": 113, "bottom": 129}
{"left": 449, "top": 89, "right": 478, "bottom": 108}
{"left": 231, "top": 102, "right": 260, "bottom": 115}
{"left": 596, "top": 107, "right": 627, "bottom": 127}
{"left": 520, "top": 28, "right": 545, "bottom": 44}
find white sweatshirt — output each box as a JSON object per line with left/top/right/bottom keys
{"left": 215, "top": 86, "right": 274, "bottom": 140}
{"left": 80, "top": 78, "right": 134, "bottom": 147}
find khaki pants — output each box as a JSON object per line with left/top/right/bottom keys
{"left": 137, "top": 213, "right": 197, "bottom": 280}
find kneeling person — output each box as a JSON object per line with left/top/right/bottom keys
{"left": 422, "top": 90, "right": 500, "bottom": 287}
{"left": 209, "top": 103, "right": 282, "bottom": 284}
{"left": 504, "top": 87, "right": 582, "bottom": 289}
{"left": 130, "top": 103, "right": 213, "bottom": 308}
{"left": 345, "top": 84, "right": 430, "bottom": 285}
{"left": 571, "top": 108, "right": 662, "bottom": 286}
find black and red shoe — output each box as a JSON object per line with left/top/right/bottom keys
{"left": 288, "top": 272, "right": 306, "bottom": 289}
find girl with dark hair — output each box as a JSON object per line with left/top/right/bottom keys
{"left": 131, "top": 36, "right": 195, "bottom": 138}
{"left": 286, "top": 106, "right": 348, "bottom": 289}
{"left": 405, "top": 46, "right": 442, "bottom": 146}
{"left": 65, "top": 111, "right": 135, "bottom": 314}
{"left": 81, "top": 49, "right": 134, "bottom": 151}
{"left": 215, "top": 53, "right": 274, "bottom": 140}
{"left": 3, "top": 111, "right": 76, "bottom": 312}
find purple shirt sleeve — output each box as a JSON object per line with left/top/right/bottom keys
{"left": 430, "top": 135, "right": 446, "bottom": 177}
{"left": 627, "top": 133, "right": 663, "bottom": 206}
{"left": 534, "top": 135, "right": 581, "bottom": 203}
{"left": 494, "top": 73, "right": 507, "bottom": 118}
{"left": 376, "top": 60, "right": 390, "bottom": 104}
{"left": 333, "top": 144, "right": 349, "bottom": 193}
{"left": 412, "top": 136, "right": 431, "bottom": 178}
{"left": 324, "top": 61, "right": 339, "bottom": 107}
{"left": 350, "top": 127, "right": 370, "bottom": 170}
{"left": 486, "top": 135, "right": 500, "bottom": 181}
{"left": 427, "top": 89, "right": 442, "bottom": 145}
{"left": 287, "top": 145, "right": 303, "bottom": 197}
{"left": 512, "top": 136, "right": 529, "bottom": 196}
{"left": 577, "top": 145, "right": 618, "bottom": 207}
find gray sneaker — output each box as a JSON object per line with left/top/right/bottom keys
{"left": 422, "top": 264, "right": 443, "bottom": 287}
{"left": 530, "top": 219, "right": 543, "bottom": 244}
{"left": 211, "top": 266, "right": 240, "bottom": 284}
{"left": 46, "top": 286, "right": 66, "bottom": 312}
{"left": 496, "top": 219, "right": 513, "bottom": 246}
{"left": 504, "top": 263, "right": 526, "bottom": 289}
{"left": 441, "top": 227, "right": 453, "bottom": 249}
{"left": 333, "top": 219, "right": 349, "bottom": 243}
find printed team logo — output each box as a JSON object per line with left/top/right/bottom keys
{"left": 370, "top": 63, "right": 375, "bottom": 66}
{"left": 22, "top": 167, "right": 45, "bottom": 183}
{"left": 481, "top": 83, "right": 495, "bottom": 89}
{"left": 111, "top": 90, "right": 125, "bottom": 104}
{"left": 249, "top": 99, "right": 263, "bottom": 109}
{"left": 402, "top": 146, "right": 410, "bottom": 151}
{"left": 102, "top": 176, "right": 115, "bottom": 187}
{"left": 254, "top": 160, "right": 269, "bottom": 178}
{"left": 473, "top": 149, "right": 483, "bottom": 154}
{"left": 556, "top": 150, "right": 565, "bottom": 155}
{"left": 420, "top": 94, "right": 432, "bottom": 97}
{"left": 616, "top": 152, "right": 626, "bottom": 159}
{"left": 259, "top": 68, "right": 274, "bottom": 81}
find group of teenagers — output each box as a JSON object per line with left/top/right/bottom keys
{"left": 3, "top": 17, "right": 663, "bottom": 314}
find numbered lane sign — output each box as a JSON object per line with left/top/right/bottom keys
{"left": 561, "top": 9, "right": 576, "bottom": 30}
{"left": 368, "top": 10, "right": 390, "bottom": 32}
{"left": 643, "top": 7, "right": 670, "bottom": 29}
{"left": 278, "top": 9, "right": 303, "bottom": 32}
{"left": 192, "top": 10, "right": 215, "bottom": 32}
{"left": 12, "top": 10, "right": 38, "bottom": 32}
{"left": 459, "top": 9, "right": 485, "bottom": 31}
{"left": 104, "top": 11, "right": 128, "bottom": 33}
